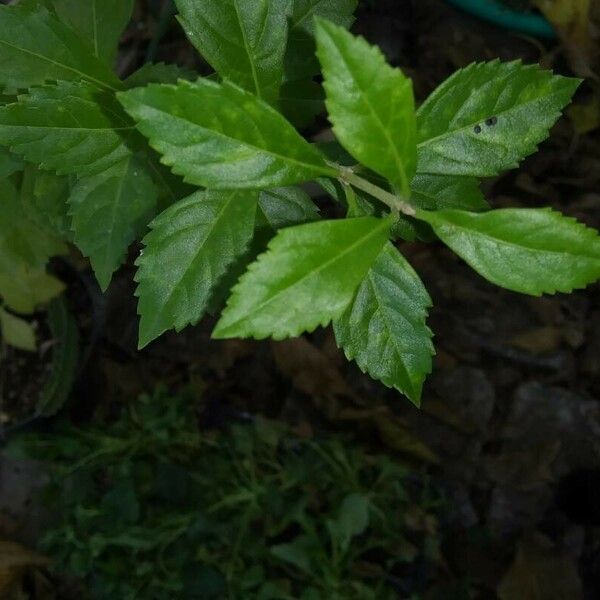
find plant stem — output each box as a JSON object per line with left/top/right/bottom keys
{"left": 335, "top": 167, "right": 416, "bottom": 217}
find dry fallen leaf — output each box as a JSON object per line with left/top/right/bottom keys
{"left": 533, "top": 0, "right": 599, "bottom": 76}
{"left": 0, "top": 540, "right": 48, "bottom": 598}
{"left": 498, "top": 533, "right": 583, "bottom": 600}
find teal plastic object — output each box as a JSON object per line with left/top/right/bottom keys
{"left": 446, "top": 0, "right": 557, "bottom": 40}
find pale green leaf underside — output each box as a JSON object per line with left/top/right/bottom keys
{"left": 175, "top": 0, "right": 291, "bottom": 104}
{"left": 50, "top": 0, "right": 134, "bottom": 63}
{"left": 214, "top": 216, "right": 391, "bottom": 340}
{"left": 316, "top": 18, "right": 417, "bottom": 195}
{"left": 410, "top": 174, "right": 489, "bottom": 212}
{"left": 0, "top": 260, "right": 64, "bottom": 315}
{"left": 259, "top": 186, "right": 320, "bottom": 229}
{"left": 0, "top": 177, "right": 65, "bottom": 313}
{"left": 0, "top": 307, "right": 36, "bottom": 351}
{"left": 69, "top": 157, "right": 158, "bottom": 291}
{"left": 118, "top": 79, "right": 335, "bottom": 190}
{"left": 334, "top": 243, "right": 433, "bottom": 405}
{"left": 135, "top": 189, "right": 258, "bottom": 348}
{"left": 417, "top": 60, "right": 580, "bottom": 177}
{"left": 417, "top": 207, "right": 600, "bottom": 295}
{"left": 0, "top": 4, "right": 120, "bottom": 92}
{"left": 0, "top": 81, "right": 135, "bottom": 176}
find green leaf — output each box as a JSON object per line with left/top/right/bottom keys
{"left": 279, "top": 78, "right": 324, "bottom": 129}
{"left": 271, "top": 535, "right": 315, "bottom": 575}
{"left": 175, "top": 0, "right": 292, "bottom": 104}
{"left": 259, "top": 186, "right": 320, "bottom": 229}
{"left": 416, "top": 60, "right": 581, "bottom": 177}
{"left": 291, "top": 0, "right": 357, "bottom": 34}
{"left": 50, "top": 0, "right": 134, "bottom": 64}
{"left": 411, "top": 174, "right": 489, "bottom": 211}
{"left": 0, "top": 262, "right": 64, "bottom": 314}
{"left": 0, "top": 3, "right": 120, "bottom": 92}
{"left": 0, "top": 308, "right": 36, "bottom": 351}
{"left": 0, "top": 177, "right": 66, "bottom": 268}
{"left": 0, "top": 178, "right": 65, "bottom": 313}
{"left": 123, "top": 62, "right": 197, "bottom": 89}
{"left": 69, "top": 157, "right": 158, "bottom": 291}
{"left": 36, "top": 295, "right": 80, "bottom": 416}
{"left": 0, "top": 81, "right": 135, "bottom": 177}
{"left": 135, "top": 190, "right": 258, "bottom": 348}
{"left": 329, "top": 493, "right": 369, "bottom": 552}
{"left": 21, "top": 169, "right": 73, "bottom": 240}
{"left": 416, "top": 207, "right": 600, "bottom": 295}
{"left": 118, "top": 79, "right": 335, "bottom": 189}
{"left": 334, "top": 243, "right": 433, "bottom": 404}
{"left": 0, "top": 146, "right": 23, "bottom": 178}
{"left": 213, "top": 216, "right": 391, "bottom": 340}
{"left": 315, "top": 18, "right": 417, "bottom": 196}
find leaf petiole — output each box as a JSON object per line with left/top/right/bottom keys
{"left": 334, "top": 165, "right": 415, "bottom": 216}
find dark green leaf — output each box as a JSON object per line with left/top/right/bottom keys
{"left": 0, "top": 3, "right": 120, "bottom": 92}
{"left": 330, "top": 493, "right": 369, "bottom": 551}
{"left": 50, "top": 0, "right": 134, "bottom": 64}
{"left": 37, "top": 295, "right": 80, "bottom": 416}
{"left": 175, "top": 0, "right": 292, "bottom": 104}
{"left": 69, "top": 157, "right": 158, "bottom": 291}
{"left": 135, "top": 190, "right": 258, "bottom": 348}
{"left": 0, "top": 81, "right": 135, "bottom": 176}
{"left": 291, "top": 0, "right": 357, "bottom": 33}
{"left": 123, "top": 62, "right": 197, "bottom": 89}
{"left": 213, "top": 216, "right": 391, "bottom": 340}
{"left": 259, "top": 186, "right": 320, "bottom": 229}
{"left": 20, "top": 166, "right": 72, "bottom": 240}
{"left": 0, "top": 177, "right": 66, "bottom": 268}
{"left": 316, "top": 18, "right": 417, "bottom": 195}
{"left": 0, "top": 146, "right": 24, "bottom": 178}
{"left": 334, "top": 243, "right": 433, "bottom": 404}
{"left": 411, "top": 174, "right": 489, "bottom": 211}
{"left": 119, "top": 79, "right": 335, "bottom": 189}
{"left": 417, "top": 207, "right": 600, "bottom": 295}
{"left": 417, "top": 60, "right": 580, "bottom": 177}
{"left": 279, "top": 78, "right": 324, "bottom": 129}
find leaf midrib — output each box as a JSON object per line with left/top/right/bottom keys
{"left": 328, "top": 34, "right": 411, "bottom": 194}
{"left": 417, "top": 88, "right": 563, "bottom": 150}
{"left": 0, "top": 39, "right": 117, "bottom": 92}
{"left": 293, "top": 0, "right": 328, "bottom": 29}
{"left": 232, "top": 0, "right": 261, "bottom": 99}
{"left": 224, "top": 219, "right": 389, "bottom": 330}
{"left": 439, "top": 217, "right": 600, "bottom": 260}
{"left": 139, "top": 102, "right": 334, "bottom": 177}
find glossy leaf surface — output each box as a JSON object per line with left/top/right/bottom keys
{"left": 50, "top": 0, "right": 134, "bottom": 63}
{"left": 119, "top": 79, "right": 335, "bottom": 189}
{"left": 136, "top": 190, "right": 258, "bottom": 348}
{"left": 316, "top": 18, "right": 417, "bottom": 195}
{"left": 417, "top": 207, "right": 600, "bottom": 295}
{"left": 334, "top": 243, "right": 433, "bottom": 405}
{"left": 0, "top": 81, "right": 135, "bottom": 176}
{"left": 0, "top": 3, "right": 120, "bottom": 92}
{"left": 69, "top": 157, "right": 158, "bottom": 291}
{"left": 214, "top": 217, "right": 391, "bottom": 340}
{"left": 417, "top": 60, "right": 580, "bottom": 177}
{"left": 175, "top": 0, "right": 292, "bottom": 104}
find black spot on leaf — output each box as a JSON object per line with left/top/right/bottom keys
{"left": 485, "top": 116, "right": 498, "bottom": 127}
{"left": 474, "top": 125, "right": 482, "bottom": 134}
